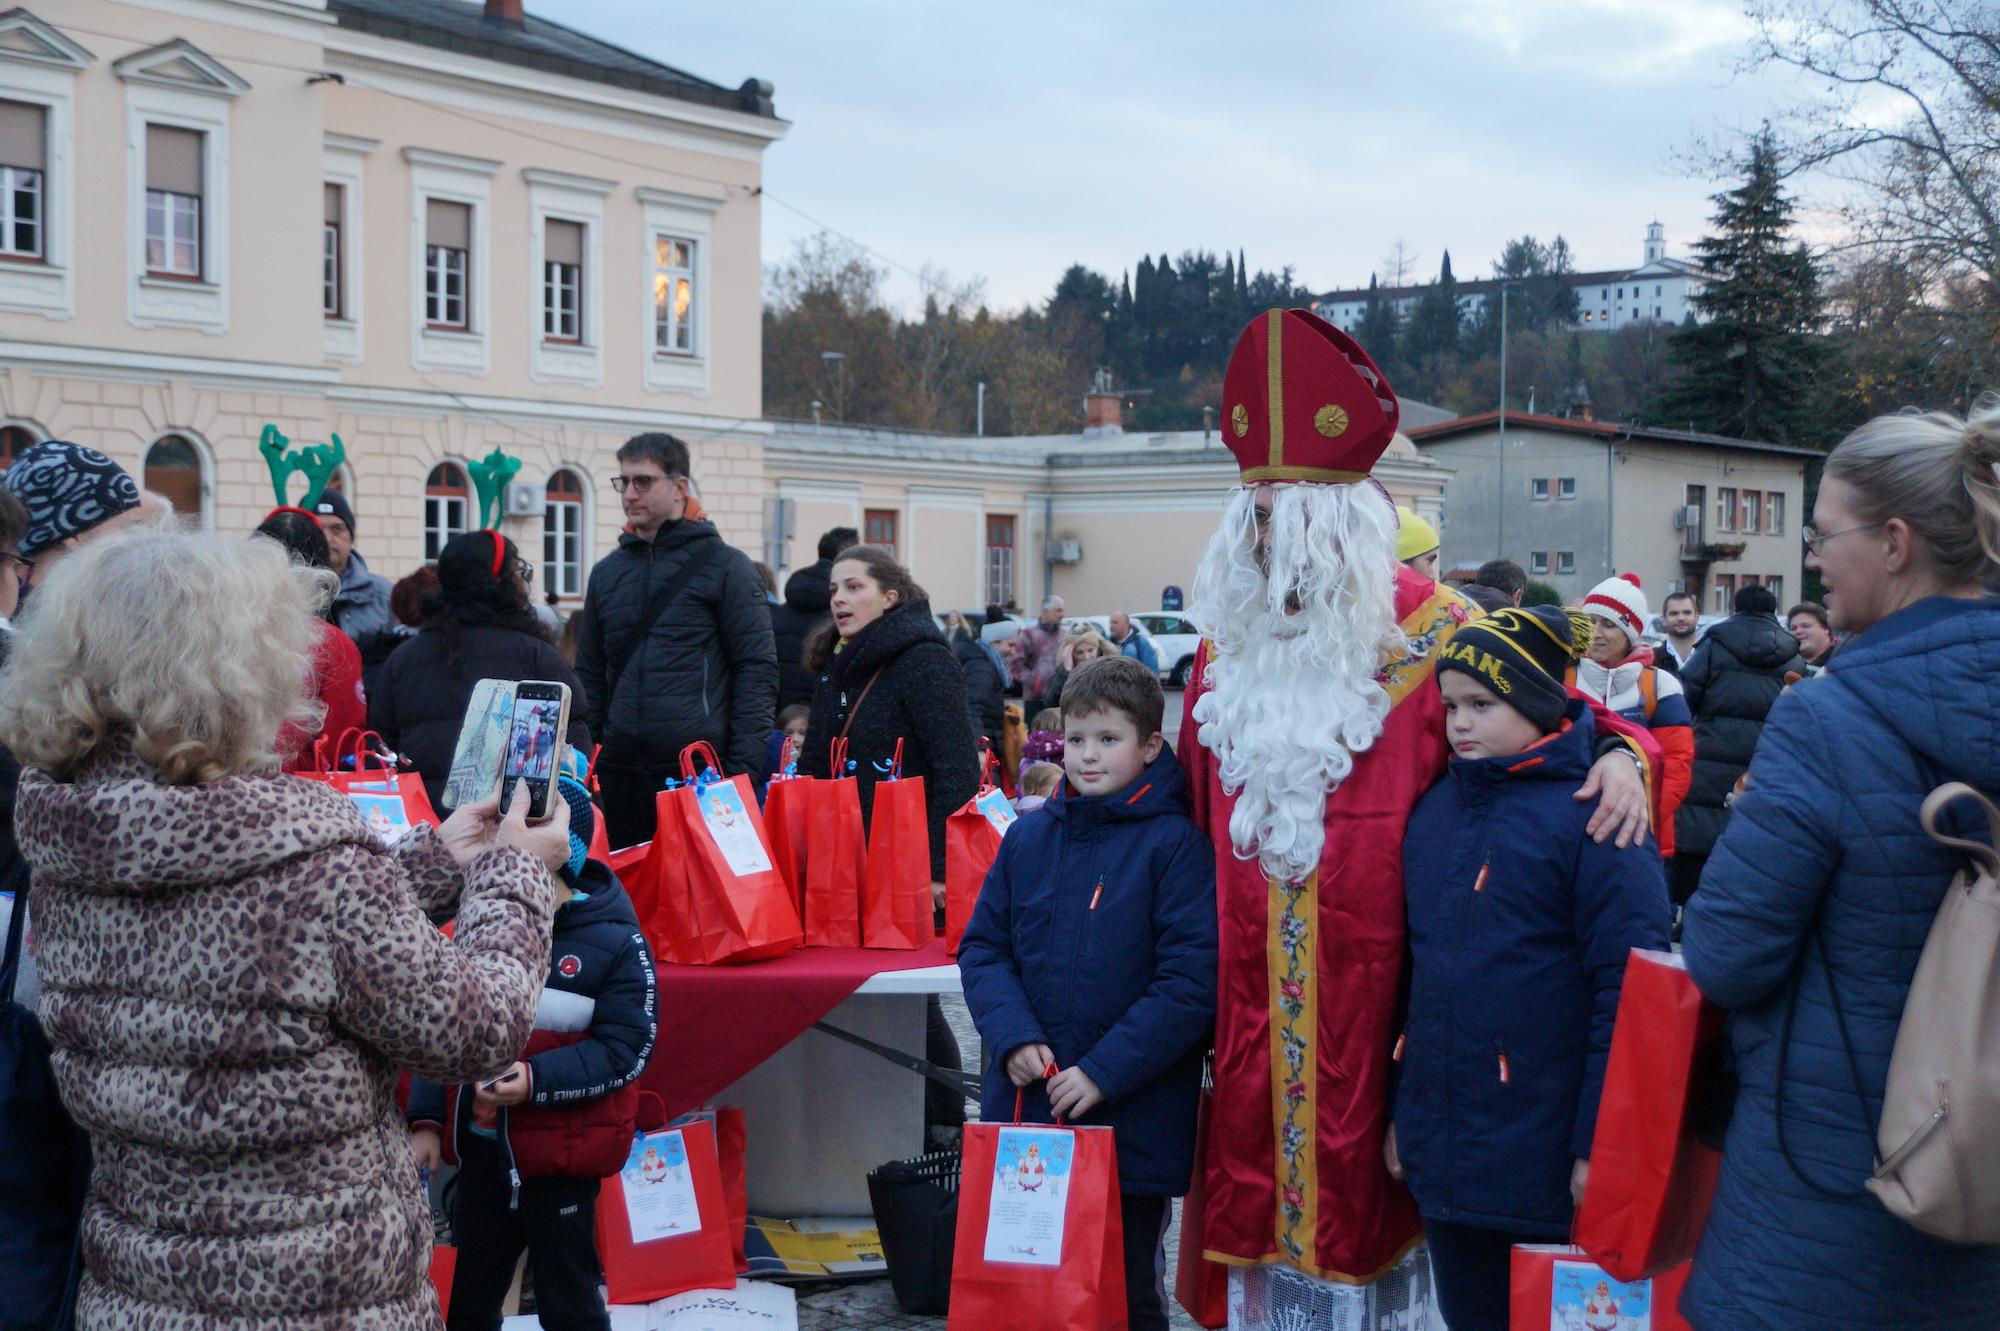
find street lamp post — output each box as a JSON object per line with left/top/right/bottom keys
{"left": 1497, "top": 283, "right": 1511, "bottom": 559}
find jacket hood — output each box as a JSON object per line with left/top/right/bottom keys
{"left": 1821, "top": 596, "right": 2000, "bottom": 788}
{"left": 1448, "top": 699, "right": 1598, "bottom": 791}
{"left": 1707, "top": 612, "right": 1803, "bottom": 670}
{"left": 1046, "top": 742, "right": 1191, "bottom": 827}
{"left": 835, "top": 598, "right": 946, "bottom": 679}
{"left": 617, "top": 516, "right": 720, "bottom": 554}
{"left": 559, "top": 859, "right": 643, "bottom": 933}
{"left": 783, "top": 560, "right": 833, "bottom": 614}
{"left": 16, "top": 741, "right": 377, "bottom": 894}
{"left": 335, "top": 549, "right": 376, "bottom": 597}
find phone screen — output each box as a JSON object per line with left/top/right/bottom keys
{"left": 504, "top": 693, "right": 563, "bottom": 814}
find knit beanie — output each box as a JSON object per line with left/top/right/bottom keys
{"left": 1581, "top": 573, "right": 1648, "bottom": 645}
{"left": 312, "top": 488, "right": 356, "bottom": 534}
{"left": 4, "top": 440, "right": 142, "bottom": 558}
{"left": 1395, "top": 507, "right": 1440, "bottom": 563}
{"left": 555, "top": 748, "right": 594, "bottom": 884}
{"left": 1435, "top": 605, "right": 1592, "bottom": 733}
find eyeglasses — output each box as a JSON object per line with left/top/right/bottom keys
{"left": 611, "top": 473, "right": 679, "bottom": 495}
{"left": 514, "top": 558, "right": 535, "bottom": 585}
{"left": 0, "top": 551, "right": 33, "bottom": 573}
{"left": 1801, "top": 522, "right": 1881, "bottom": 556}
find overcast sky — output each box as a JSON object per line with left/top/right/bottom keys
{"left": 570, "top": 0, "right": 1813, "bottom": 312}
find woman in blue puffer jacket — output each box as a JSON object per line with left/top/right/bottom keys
{"left": 1681, "top": 402, "right": 2000, "bottom": 1330}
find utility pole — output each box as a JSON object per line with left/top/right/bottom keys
{"left": 976, "top": 381, "right": 986, "bottom": 437}
{"left": 1497, "top": 283, "right": 1510, "bottom": 559}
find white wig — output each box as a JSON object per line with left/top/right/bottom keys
{"left": 1188, "top": 482, "right": 1405, "bottom": 882}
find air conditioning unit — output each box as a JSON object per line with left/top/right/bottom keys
{"left": 503, "top": 482, "right": 542, "bottom": 518}
{"left": 1047, "top": 539, "right": 1083, "bottom": 564}
{"left": 1672, "top": 504, "right": 1701, "bottom": 530}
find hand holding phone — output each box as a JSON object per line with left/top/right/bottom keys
{"left": 500, "top": 682, "right": 572, "bottom": 824}
{"left": 496, "top": 780, "right": 571, "bottom": 873}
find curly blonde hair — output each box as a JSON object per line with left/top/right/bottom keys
{"left": 0, "top": 528, "right": 334, "bottom": 783}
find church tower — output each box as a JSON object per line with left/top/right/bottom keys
{"left": 1644, "top": 221, "right": 1665, "bottom": 265}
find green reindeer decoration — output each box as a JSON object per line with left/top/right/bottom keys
{"left": 259, "top": 424, "right": 348, "bottom": 511}
{"left": 466, "top": 448, "right": 522, "bottom": 531}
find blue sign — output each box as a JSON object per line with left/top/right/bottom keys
{"left": 1162, "top": 585, "right": 1184, "bottom": 611}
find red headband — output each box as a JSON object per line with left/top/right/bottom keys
{"left": 487, "top": 529, "right": 507, "bottom": 578}
{"left": 263, "top": 506, "right": 324, "bottom": 529}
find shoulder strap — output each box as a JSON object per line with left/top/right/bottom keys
{"left": 606, "top": 540, "right": 726, "bottom": 690}
{"left": 836, "top": 665, "right": 888, "bottom": 742}
{"left": 2, "top": 885, "right": 26, "bottom": 1006}
{"left": 1639, "top": 666, "right": 1658, "bottom": 721}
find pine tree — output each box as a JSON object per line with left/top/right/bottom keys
{"left": 1236, "top": 248, "right": 1250, "bottom": 310}
{"left": 1355, "top": 273, "right": 1400, "bottom": 364}
{"left": 1657, "top": 130, "right": 1833, "bottom": 445}
{"left": 1401, "top": 254, "right": 1462, "bottom": 389}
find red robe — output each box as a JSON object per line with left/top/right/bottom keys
{"left": 1183, "top": 568, "right": 1658, "bottom": 1283}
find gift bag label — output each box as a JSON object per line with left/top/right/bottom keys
{"left": 622, "top": 1130, "right": 704, "bottom": 1243}
{"left": 983, "top": 1128, "right": 1071, "bottom": 1266}
{"left": 696, "top": 784, "right": 772, "bottom": 877}
{"left": 1553, "top": 1259, "right": 1651, "bottom": 1331}
{"left": 975, "top": 789, "right": 1017, "bottom": 835}
{"left": 347, "top": 790, "right": 414, "bottom": 848}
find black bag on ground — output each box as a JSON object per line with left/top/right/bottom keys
{"left": 867, "top": 1144, "right": 960, "bottom": 1314}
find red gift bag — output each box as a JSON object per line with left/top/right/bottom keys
{"left": 644, "top": 744, "right": 802, "bottom": 967}
{"left": 1509, "top": 1245, "right": 1692, "bottom": 1331}
{"left": 428, "top": 1244, "right": 456, "bottom": 1320}
{"left": 949, "top": 1087, "right": 1127, "bottom": 1331}
{"left": 863, "top": 740, "right": 934, "bottom": 950}
{"left": 596, "top": 1116, "right": 738, "bottom": 1304}
{"left": 803, "top": 738, "right": 865, "bottom": 948}
{"left": 1173, "top": 1085, "right": 1228, "bottom": 1329}
{"left": 1573, "top": 949, "right": 1727, "bottom": 1280}
{"left": 764, "top": 744, "right": 813, "bottom": 922}
{"left": 944, "top": 748, "right": 1013, "bottom": 957}
{"left": 673, "top": 1107, "right": 751, "bottom": 1273}
{"left": 301, "top": 730, "right": 442, "bottom": 843}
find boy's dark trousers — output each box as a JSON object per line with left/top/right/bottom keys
{"left": 1122, "top": 1192, "right": 1172, "bottom": 1331}
{"left": 447, "top": 1134, "right": 609, "bottom": 1331}
{"left": 1421, "top": 1218, "right": 1544, "bottom": 1331}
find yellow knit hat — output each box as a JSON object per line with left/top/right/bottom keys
{"left": 1395, "top": 507, "right": 1440, "bottom": 563}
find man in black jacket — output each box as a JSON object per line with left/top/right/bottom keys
{"left": 768, "top": 526, "right": 854, "bottom": 709}
{"left": 1672, "top": 583, "right": 1805, "bottom": 904}
{"left": 576, "top": 434, "right": 778, "bottom": 847}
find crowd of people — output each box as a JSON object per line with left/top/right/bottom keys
{"left": 0, "top": 309, "right": 1996, "bottom": 1330}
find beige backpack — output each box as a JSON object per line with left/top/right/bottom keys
{"left": 1866, "top": 782, "right": 2000, "bottom": 1243}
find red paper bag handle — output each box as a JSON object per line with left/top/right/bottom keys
{"left": 1012, "top": 1061, "right": 1064, "bottom": 1126}
{"left": 586, "top": 743, "right": 603, "bottom": 795}
{"left": 678, "top": 741, "right": 724, "bottom": 781}
{"left": 976, "top": 741, "right": 998, "bottom": 795}
{"left": 888, "top": 736, "right": 905, "bottom": 780}
{"left": 830, "top": 737, "right": 850, "bottom": 776}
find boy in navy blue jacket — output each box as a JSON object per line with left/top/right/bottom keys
{"left": 410, "top": 758, "right": 658, "bottom": 1331}
{"left": 1386, "top": 607, "right": 1670, "bottom": 1331}
{"left": 959, "top": 655, "right": 1217, "bottom": 1331}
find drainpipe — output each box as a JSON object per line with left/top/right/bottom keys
{"left": 1043, "top": 491, "right": 1056, "bottom": 605}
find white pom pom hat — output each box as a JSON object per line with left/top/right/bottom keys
{"left": 1581, "top": 572, "right": 1648, "bottom": 641}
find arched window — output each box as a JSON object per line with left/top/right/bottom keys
{"left": 543, "top": 468, "right": 587, "bottom": 599}
{"left": 424, "top": 462, "right": 470, "bottom": 560}
{"left": 0, "top": 424, "right": 38, "bottom": 470}
{"left": 144, "top": 434, "right": 207, "bottom": 527}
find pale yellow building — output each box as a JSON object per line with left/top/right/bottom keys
{"left": 0, "top": 0, "right": 782, "bottom": 600}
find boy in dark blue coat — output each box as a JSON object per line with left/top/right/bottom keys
{"left": 959, "top": 655, "right": 1217, "bottom": 1331}
{"left": 1387, "top": 608, "right": 1670, "bottom": 1331}
{"left": 409, "top": 757, "right": 658, "bottom": 1331}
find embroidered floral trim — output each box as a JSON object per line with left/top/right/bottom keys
{"left": 1271, "top": 873, "right": 1316, "bottom": 1261}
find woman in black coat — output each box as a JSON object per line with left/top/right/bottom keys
{"left": 370, "top": 530, "right": 592, "bottom": 814}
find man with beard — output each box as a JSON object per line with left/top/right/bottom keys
{"left": 1180, "top": 309, "right": 1654, "bottom": 1326}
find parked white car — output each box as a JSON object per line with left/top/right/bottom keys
{"left": 1130, "top": 612, "right": 1203, "bottom": 687}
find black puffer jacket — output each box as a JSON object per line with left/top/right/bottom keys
{"left": 769, "top": 559, "right": 833, "bottom": 709}
{"left": 1673, "top": 612, "right": 1805, "bottom": 857}
{"left": 955, "top": 635, "right": 1006, "bottom": 744}
{"left": 369, "top": 623, "right": 593, "bottom": 814}
{"left": 799, "top": 600, "right": 980, "bottom": 880}
{"left": 575, "top": 520, "right": 777, "bottom": 779}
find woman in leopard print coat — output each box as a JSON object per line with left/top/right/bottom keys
{"left": 0, "top": 528, "right": 568, "bottom": 1331}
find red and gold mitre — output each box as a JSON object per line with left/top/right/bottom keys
{"left": 1220, "top": 308, "right": 1400, "bottom": 485}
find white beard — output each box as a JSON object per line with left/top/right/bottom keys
{"left": 1188, "top": 483, "right": 1405, "bottom": 883}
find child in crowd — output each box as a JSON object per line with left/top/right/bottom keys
{"left": 1017, "top": 706, "right": 1065, "bottom": 784}
{"left": 1387, "top": 607, "right": 1671, "bottom": 1331}
{"left": 410, "top": 753, "right": 658, "bottom": 1331}
{"left": 960, "top": 656, "right": 1217, "bottom": 1331}
{"left": 763, "top": 702, "right": 811, "bottom": 788}
{"left": 1013, "top": 761, "right": 1063, "bottom": 814}
{"left": 1569, "top": 573, "right": 1695, "bottom": 858}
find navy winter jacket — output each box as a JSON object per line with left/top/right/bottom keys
{"left": 409, "top": 860, "right": 657, "bottom": 1180}
{"left": 1394, "top": 703, "right": 1671, "bottom": 1235}
{"left": 958, "top": 744, "right": 1216, "bottom": 1196}
{"left": 1681, "top": 597, "right": 2000, "bottom": 1331}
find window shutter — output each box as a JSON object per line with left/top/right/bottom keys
{"left": 545, "top": 218, "right": 582, "bottom": 266}
{"left": 324, "top": 182, "right": 342, "bottom": 224}
{"left": 145, "top": 124, "right": 203, "bottom": 194}
{"left": 426, "top": 199, "right": 470, "bottom": 250}
{"left": 0, "top": 100, "right": 45, "bottom": 172}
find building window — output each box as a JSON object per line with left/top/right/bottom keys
{"left": 1740, "top": 489, "right": 1761, "bottom": 534}
{"left": 143, "top": 434, "right": 204, "bottom": 524}
{"left": 1531, "top": 477, "right": 1550, "bottom": 501}
{"left": 424, "top": 462, "right": 470, "bottom": 560}
{"left": 1713, "top": 573, "right": 1737, "bottom": 614}
{"left": 1683, "top": 483, "right": 1706, "bottom": 552}
{"left": 1655, "top": 284, "right": 1662, "bottom": 296}
{"left": 1766, "top": 575, "right": 1783, "bottom": 604}
{"left": 1766, "top": 492, "right": 1785, "bottom": 535}
{"left": 1530, "top": 550, "right": 1550, "bottom": 575}
{"left": 1716, "top": 487, "right": 1737, "bottom": 533}
{"left": 864, "top": 508, "right": 898, "bottom": 559}
{"left": 322, "top": 182, "right": 343, "bottom": 317}
{"left": 542, "top": 469, "right": 586, "bottom": 598}
{"left": 1600, "top": 288, "right": 1608, "bottom": 300}
{"left": 1655, "top": 306, "right": 1662, "bottom": 318}
{"left": 424, "top": 199, "right": 470, "bottom": 329}
{"left": 144, "top": 124, "right": 202, "bottom": 277}
{"left": 986, "top": 515, "right": 1016, "bottom": 608}
{"left": 652, "top": 235, "right": 696, "bottom": 355}
{"left": 1557, "top": 477, "right": 1577, "bottom": 500}
{"left": 543, "top": 218, "right": 582, "bottom": 342}
{"left": 0, "top": 100, "right": 45, "bottom": 261}
{"left": 1555, "top": 550, "right": 1576, "bottom": 575}
{"left": 0, "top": 423, "right": 37, "bottom": 467}
{"left": 1616, "top": 287, "right": 1623, "bottom": 299}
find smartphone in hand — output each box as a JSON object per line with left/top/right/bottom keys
{"left": 501, "top": 681, "right": 571, "bottom": 824}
